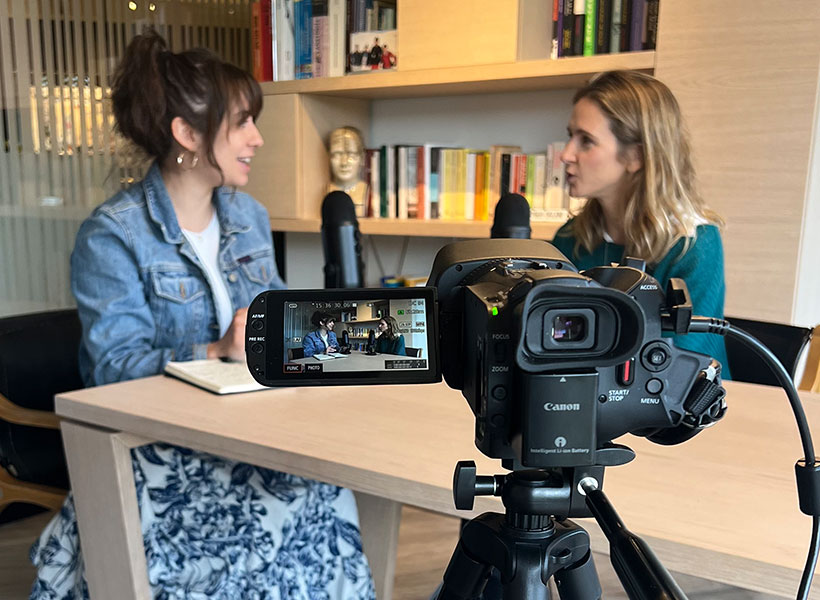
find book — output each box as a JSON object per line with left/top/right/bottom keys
{"left": 572, "top": 0, "right": 585, "bottom": 56}
{"left": 294, "top": 0, "right": 313, "bottom": 79}
{"left": 274, "top": 0, "right": 295, "bottom": 81}
{"left": 629, "top": 0, "right": 645, "bottom": 52}
{"left": 583, "top": 0, "right": 596, "bottom": 56}
{"left": 312, "top": 352, "right": 348, "bottom": 360}
{"left": 164, "top": 359, "right": 267, "bottom": 395}
{"left": 327, "top": 0, "right": 347, "bottom": 77}
{"left": 609, "top": 0, "right": 623, "bottom": 54}
{"left": 561, "top": 0, "right": 575, "bottom": 56}
{"left": 595, "top": 0, "right": 611, "bottom": 55}
{"left": 251, "top": 1, "right": 263, "bottom": 81}
{"left": 311, "top": 0, "right": 329, "bottom": 78}
{"left": 643, "top": 0, "right": 659, "bottom": 50}
{"left": 551, "top": 0, "right": 561, "bottom": 59}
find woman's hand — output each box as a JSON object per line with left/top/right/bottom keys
{"left": 207, "top": 308, "right": 248, "bottom": 361}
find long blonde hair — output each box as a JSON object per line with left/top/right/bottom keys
{"left": 565, "top": 70, "right": 723, "bottom": 264}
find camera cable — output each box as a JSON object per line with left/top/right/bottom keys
{"left": 689, "top": 316, "right": 819, "bottom": 600}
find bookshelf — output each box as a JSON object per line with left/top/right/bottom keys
{"left": 246, "top": 52, "right": 655, "bottom": 240}
{"left": 247, "top": 0, "right": 820, "bottom": 327}
{"left": 259, "top": 52, "right": 655, "bottom": 99}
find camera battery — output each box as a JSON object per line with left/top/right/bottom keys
{"left": 518, "top": 372, "right": 598, "bottom": 467}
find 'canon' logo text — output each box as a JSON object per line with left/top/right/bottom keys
{"left": 543, "top": 402, "right": 581, "bottom": 412}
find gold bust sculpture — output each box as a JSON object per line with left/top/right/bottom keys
{"left": 327, "top": 126, "right": 369, "bottom": 217}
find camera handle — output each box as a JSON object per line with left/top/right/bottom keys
{"left": 437, "top": 465, "right": 602, "bottom": 600}
{"left": 437, "top": 461, "right": 689, "bottom": 600}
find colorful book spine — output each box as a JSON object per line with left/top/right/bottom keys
{"left": 251, "top": 1, "right": 263, "bottom": 81}
{"left": 311, "top": 0, "right": 329, "bottom": 78}
{"left": 572, "top": 0, "right": 585, "bottom": 56}
{"left": 561, "top": 0, "right": 574, "bottom": 56}
{"left": 629, "top": 0, "right": 645, "bottom": 52}
{"left": 595, "top": 0, "right": 611, "bottom": 55}
{"left": 328, "top": 0, "right": 347, "bottom": 77}
{"left": 294, "top": 0, "right": 313, "bottom": 79}
{"left": 275, "top": 0, "right": 295, "bottom": 81}
{"left": 644, "top": 0, "right": 659, "bottom": 50}
{"left": 551, "top": 0, "right": 561, "bottom": 59}
{"left": 609, "top": 0, "right": 622, "bottom": 54}
{"left": 583, "top": 0, "right": 596, "bottom": 56}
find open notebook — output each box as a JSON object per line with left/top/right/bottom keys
{"left": 164, "top": 359, "right": 268, "bottom": 394}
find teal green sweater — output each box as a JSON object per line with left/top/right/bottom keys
{"left": 552, "top": 221, "right": 731, "bottom": 378}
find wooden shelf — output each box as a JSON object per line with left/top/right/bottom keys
{"left": 259, "top": 52, "right": 655, "bottom": 99}
{"left": 270, "top": 217, "right": 563, "bottom": 239}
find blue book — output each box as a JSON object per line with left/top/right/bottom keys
{"left": 294, "top": 0, "right": 313, "bottom": 79}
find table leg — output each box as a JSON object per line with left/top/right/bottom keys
{"left": 354, "top": 491, "right": 402, "bottom": 600}
{"left": 60, "top": 421, "right": 151, "bottom": 600}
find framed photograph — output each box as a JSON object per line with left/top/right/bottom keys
{"left": 348, "top": 29, "right": 397, "bottom": 73}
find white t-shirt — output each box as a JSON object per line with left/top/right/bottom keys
{"left": 182, "top": 212, "right": 233, "bottom": 337}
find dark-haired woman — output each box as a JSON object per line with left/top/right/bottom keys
{"left": 303, "top": 311, "right": 339, "bottom": 357}
{"left": 374, "top": 316, "right": 405, "bottom": 356}
{"left": 29, "top": 31, "right": 374, "bottom": 600}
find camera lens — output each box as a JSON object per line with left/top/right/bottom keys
{"left": 552, "top": 314, "right": 587, "bottom": 342}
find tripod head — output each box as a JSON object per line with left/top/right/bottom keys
{"left": 445, "top": 453, "right": 688, "bottom": 600}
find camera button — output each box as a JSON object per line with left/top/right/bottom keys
{"left": 492, "top": 385, "right": 507, "bottom": 400}
{"left": 251, "top": 343, "right": 264, "bottom": 354}
{"left": 618, "top": 358, "right": 635, "bottom": 385}
{"left": 251, "top": 319, "right": 264, "bottom": 331}
{"left": 646, "top": 378, "right": 663, "bottom": 395}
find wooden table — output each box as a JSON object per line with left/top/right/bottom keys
{"left": 290, "top": 350, "right": 426, "bottom": 372}
{"left": 56, "top": 378, "right": 820, "bottom": 599}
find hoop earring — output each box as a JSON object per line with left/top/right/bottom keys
{"left": 176, "top": 151, "right": 199, "bottom": 170}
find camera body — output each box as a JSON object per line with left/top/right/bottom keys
{"left": 429, "top": 239, "right": 721, "bottom": 468}
{"left": 247, "top": 239, "right": 724, "bottom": 469}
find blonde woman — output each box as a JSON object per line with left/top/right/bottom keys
{"left": 375, "top": 315, "right": 406, "bottom": 356}
{"left": 553, "top": 70, "right": 730, "bottom": 374}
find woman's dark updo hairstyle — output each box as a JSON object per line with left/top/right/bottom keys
{"left": 111, "top": 28, "right": 262, "bottom": 177}
{"left": 311, "top": 311, "right": 335, "bottom": 329}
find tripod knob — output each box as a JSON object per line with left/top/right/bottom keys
{"left": 453, "top": 461, "right": 498, "bottom": 510}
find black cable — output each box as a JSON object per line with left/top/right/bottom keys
{"left": 798, "top": 516, "right": 820, "bottom": 599}
{"left": 688, "top": 316, "right": 818, "bottom": 599}
{"left": 689, "top": 318, "right": 815, "bottom": 461}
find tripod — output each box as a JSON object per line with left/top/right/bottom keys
{"left": 436, "top": 458, "right": 688, "bottom": 600}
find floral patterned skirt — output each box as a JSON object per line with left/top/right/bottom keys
{"left": 29, "top": 443, "right": 376, "bottom": 600}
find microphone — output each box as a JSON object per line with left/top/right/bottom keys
{"left": 321, "top": 191, "right": 364, "bottom": 288}
{"left": 491, "top": 193, "right": 531, "bottom": 239}
{"left": 365, "top": 329, "right": 376, "bottom": 355}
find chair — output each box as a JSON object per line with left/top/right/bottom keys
{"left": 799, "top": 332, "right": 820, "bottom": 393}
{"left": 405, "top": 347, "right": 421, "bottom": 358}
{"left": 724, "top": 316, "right": 814, "bottom": 387}
{"left": 0, "top": 309, "right": 82, "bottom": 517}
{"left": 287, "top": 347, "right": 305, "bottom": 361}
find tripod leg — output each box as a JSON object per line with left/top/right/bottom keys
{"left": 436, "top": 537, "right": 494, "bottom": 600}
{"left": 501, "top": 544, "right": 550, "bottom": 600}
{"left": 553, "top": 551, "right": 602, "bottom": 600}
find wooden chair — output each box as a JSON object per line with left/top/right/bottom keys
{"left": 0, "top": 309, "right": 83, "bottom": 515}
{"left": 799, "top": 331, "right": 820, "bottom": 393}
{"left": 724, "top": 316, "right": 814, "bottom": 387}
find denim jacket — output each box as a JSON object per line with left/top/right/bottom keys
{"left": 71, "top": 162, "right": 286, "bottom": 386}
{"left": 302, "top": 330, "right": 338, "bottom": 357}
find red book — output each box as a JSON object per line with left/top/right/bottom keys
{"left": 260, "top": 0, "right": 273, "bottom": 81}
{"left": 251, "top": 2, "right": 263, "bottom": 81}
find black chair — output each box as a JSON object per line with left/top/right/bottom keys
{"left": 287, "top": 347, "right": 305, "bottom": 361}
{"left": 0, "top": 309, "right": 82, "bottom": 519}
{"left": 404, "top": 347, "right": 421, "bottom": 358}
{"left": 724, "top": 315, "right": 814, "bottom": 386}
